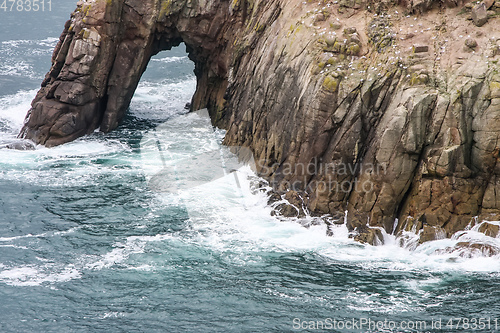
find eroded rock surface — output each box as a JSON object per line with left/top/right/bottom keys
{"left": 20, "top": 0, "right": 500, "bottom": 244}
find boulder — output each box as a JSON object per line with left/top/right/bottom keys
{"left": 464, "top": 38, "right": 478, "bottom": 49}
{"left": 484, "top": 0, "right": 495, "bottom": 9}
{"left": 439, "top": 242, "right": 500, "bottom": 257}
{"left": 478, "top": 222, "right": 500, "bottom": 238}
{"left": 353, "top": 226, "right": 385, "bottom": 246}
{"left": 419, "top": 225, "right": 447, "bottom": 243}
{"left": 472, "top": 3, "right": 489, "bottom": 26}
{"left": 271, "top": 191, "right": 306, "bottom": 218}
{"left": 3, "top": 140, "right": 36, "bottom": 150}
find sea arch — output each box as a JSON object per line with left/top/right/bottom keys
{"left": 19, "top": 0, "right": 246, "bottom": 146}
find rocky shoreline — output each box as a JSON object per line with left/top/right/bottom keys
{"left": 19, "top": 0, "right": 500, "bottom": 247}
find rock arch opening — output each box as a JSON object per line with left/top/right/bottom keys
{"left": 19, "top": 0, "right": 236, "bottom": 147}
{"left": 128, "top": 43, "right": 196, "bottom": 122}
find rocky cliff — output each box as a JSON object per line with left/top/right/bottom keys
{"left": 19, "top": 0, "right": 500, "bottom": 244}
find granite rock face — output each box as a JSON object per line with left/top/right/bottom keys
{"left": 19, "top": 0, "right": 239, "bottom": 146}
{"left": 20, "top": 0, "right": 500, "bottom": 244}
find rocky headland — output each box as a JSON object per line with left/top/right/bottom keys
{"left": 19, "top": 0, "right": 500, "bottom": 247}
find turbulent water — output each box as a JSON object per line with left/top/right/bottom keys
{"left": 1, "top": 3, "right": 500, "bottom": 333}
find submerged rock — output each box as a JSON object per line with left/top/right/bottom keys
{"left": 418, "top": 225, "right": 447, "bottom": 244}
{"left": 2, "top": 139, "right": 36, "bottom": 150}
{"left": 353, "top": 225, "right": 385, "bottom": 246}
{"left": 271, "top": 190, "right": 307, "bottom": 218}
{"left": 439, "top": 241, "right": 500, "bottom": 258}
{"left": 477, "top": 222, "right": 500, "bottom": 238}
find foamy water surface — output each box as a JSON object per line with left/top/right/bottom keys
{"left": 1, "top": 31, "right": 500, "bottom": 333}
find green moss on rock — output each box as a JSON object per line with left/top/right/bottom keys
{"left": 490, "top": 81, "right": 500, "bottom": 98}
{"left": 367, "top": 16, "right": 394, "bottom": 53}
{"left": 323, "top": 76, "right": 339, "bottom": 92}
{"left": 332, "top": 41, "right": 344, "bottom": 53}
{"left": 410, "top": 73, "right": 429, "bottom": 86}
{"left": 346, "top": 43, "right": 361, "bottom": 55}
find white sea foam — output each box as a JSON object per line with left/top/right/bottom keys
{"left": 98, "top": 312, "right": 126, "bottom": 319}
{"left": 0, "top": 38, "right": 58, "bottom": 79}
{"left": 0, "top": 89, "right": 135, "bottom": 186}
{"left": 152, "top": 167, "right": 500, "bottom": 276}
{"left": 0, "top": 264, "right": 81, "bottom": 287}
{"left": 1, "top": 37, "right": 58, "bottom": 48}
{"left": 88, "top": 234, "right": 173, "bottom": 271}
{"left": 0, "top": 227, "right": 80, "bottom": 242}
{"left": 129, "top": 77, "right": 196, "bottom": 120}
{"left": 1, "top": 72, "right": 499, "bottom": 292}
{"left": 0, "top": 226, "right": 84, "bottom": 286}
{"left": 137, "top": 109, "right": 500, "bottom": 275}
{"left": 0, "top": 62, "right": 36, "bottom": 78}
{"left": 0, "top": 89, "right": 36, "bottom": 132}
{"left": 0, "top": 137, "right": 134, "bottom": 187}
{"left": 151, "top": 56, "right": 188, "bottom": 64}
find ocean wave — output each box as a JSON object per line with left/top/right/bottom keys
{"left": 138, "top": 110, "right": 500, "bottom": 274}
{"left": 0, "top": 227, "right": 80, "bottom": 242}
{"left": 149, "top": 167, "right": 500, "bottom": 274}
{"left": 0, "top": 37, "right": 59, "bottom": 80}
{"left": 129, "top": 77, "right": 196, "bottom": 120}
{"left": 0, "top": 137, "right": 135, "bottom": 187}
{"left": 1, "top": 37, "right": 59, "bottom": 48}
{"left": 0, "top": 264, "right": 81, "bottom": 287}
{"left": 0, "top": 62, "right": 37, "bottom": 78}
{"left": 87, "top": 234, "right": 174, "bottom": 271}
{"left": 0, "top": 89, "right": 37, "bottom": 131}
{"left": 151, "top": 56, "right": 189, "bottom": 64}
